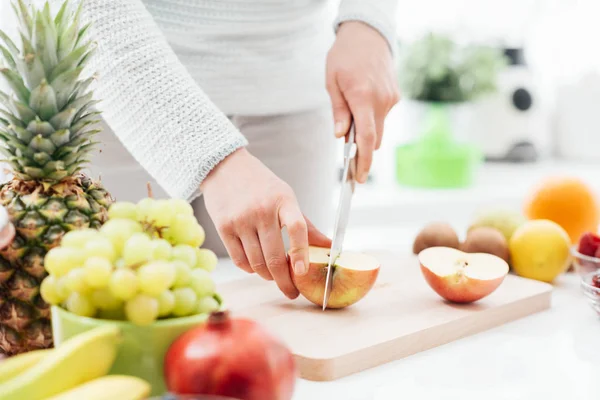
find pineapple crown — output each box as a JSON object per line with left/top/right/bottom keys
{"left": 0, "top": 0, "right": 100, "bottom": 183}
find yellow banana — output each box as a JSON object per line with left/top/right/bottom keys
{"left": 44, "top": 375, "right": 151, "bottom": 400}
{"left": 0, "top": 325, "right": 121, "bottom": 400}
{"left": 0, "top": 348, "right": 53, "bottom": 384}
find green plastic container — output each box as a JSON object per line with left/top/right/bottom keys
{"left": 395, "top": 102, "right": 482, "bottom": 188}
{"left": 51, "top": 298, "right": 223, "bottom": 397}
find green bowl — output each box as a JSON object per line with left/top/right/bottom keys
{"left": 51, "top": 304, "right": 220, "bottom": 397}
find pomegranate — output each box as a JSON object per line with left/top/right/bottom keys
{"left": 164, "top": 310, "right": 297, "bottom": 400}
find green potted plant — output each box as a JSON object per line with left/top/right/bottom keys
{"left": 394, "top": 33, "right": 507, "bottom": 188}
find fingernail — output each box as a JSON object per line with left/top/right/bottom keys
{"left": 294, "top": 260, "right": 308, "bottom": 276}
{"left": 335, "top": 121, "right": 345, "bottom": 137}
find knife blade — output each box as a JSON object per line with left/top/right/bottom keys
{"left": 322, "top": 121, "right": 357, "bottom": 310}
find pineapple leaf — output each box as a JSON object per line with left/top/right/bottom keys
{"left": 54, "top": 0, "right": 71, "bottom": 30}
{"left": 50, "top": 107, "right": 76, "bottom": 130}
{"left": 60, "top": 151, "right": 78, "bottom": 164}
{"left": 9, "top": 97, "right": 36, "bottom": 124}
{"left": 10, "top": 124, "right": 34, "bottom": 142}
{"left": 51, "top": 67, "right": 83, "bottom": 111}
{"left": 27, "top": 119, "right": 55, "bottom": 136}
{"left": 0, "top": 129, "right": 28, "bottom": 151}
{"left": 73, "top": 128, "right": 100, "bottom": 140}
{"left": 48, "top": 42, "right": 91, "bottom": 82}
{"left": 0, "top": 89, "right": 10, "bottom": 109}
{"left": 33, "top": 10, "right": 59, "bottom": 77}
{"left": 29, "top": 79, "right": 58, "bottom": 120}
{"left": 57, "top": 19, "right": 79, "bottom": 61}
{"left": 0, "top": 45, "right": 17, "bottom": 71}
{"left": 43, "top": 160, "right": 65, "bottom": 173}
{"left": 19, "top": 33, "right": 35, "bottom": 56}
{"left": 77, "top": 43, "right": 96, "bottom": 68}
{"left": 22, "top": 53, "right": 46, "bottom": 89}
{"left": 29, "top": 134, "right": 56, "bottom": 153}
{"left": 0, "top": 118, "right": 8, "bottom": 130}
{"left": 22, "top": 166, "right": 45, "bottom": 178}
{"left": 13, "top": 0, "right": 34, "bottom": 39}
{"left": 46, "top": 169, "right": 69, "bottom": 180}
{"left": 0, "top": 68, "right": 30, "bottom": 104}
{"left": 0, "top": 109, "right": 24, "bottom": 128}
{"left": 0, "top": 29, "right": 20, "bottom": 58}
{"left": 72, "top": 75, "right": 95, "bottom": 99}
{"left": 33, "top": 151, "right": 52, "bottom": 165}
{"left": 75, "top": 23, "right": 92, "bottom": 49}
{"left": 49, "top": 129, "right": 70, "bottom": 147}
{"left": 0, "top": 146, "right": 15, "bottom": 158}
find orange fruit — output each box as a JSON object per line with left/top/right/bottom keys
{"left": 524, "top": 176, "right": 600, "bottom": 244}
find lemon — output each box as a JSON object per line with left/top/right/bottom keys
{"left": 509, "top": 219, "right": 572, "bottom": 283}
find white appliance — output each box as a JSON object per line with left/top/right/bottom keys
{"left": 464, "top": 48, "right": 552, "bottom": 162}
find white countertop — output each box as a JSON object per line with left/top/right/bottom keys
{"left": 212, "top": 160, "right": 600, "bottom": 400}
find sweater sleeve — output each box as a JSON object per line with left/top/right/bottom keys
{"left": 77, "top": 0, "right": 248, "bottom": 201}
{"left": 334, "top": 0, "right": 400, "bottom": 55}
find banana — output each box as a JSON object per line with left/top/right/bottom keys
{"left": 0, "top": 325, "right": 121, "bottom": 400}
{"left": 0, "top": 348, "right": 53, "bottom": 384}
{"left": 44, "top": 375, "right": 151, "bottom": 400}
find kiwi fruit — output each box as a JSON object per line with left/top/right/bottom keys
{"left": 412, "top": 222, "right": 460, "bottom": 254}
{"left": 461, "top": 226, "right": 510, "bottom": 263}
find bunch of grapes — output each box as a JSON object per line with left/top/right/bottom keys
{"left": 40, "top": 198, "right": 221, "bottom": 326}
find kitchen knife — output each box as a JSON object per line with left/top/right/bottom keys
{"left": 322, "top": 121, "right": 357, "bottom": 310}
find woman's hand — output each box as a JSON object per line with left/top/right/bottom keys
{"left": 201, "top": 148, "right": 332, "bottom": 298}
{"left": 326, "top": 21, "right": 401, "bottom": 183}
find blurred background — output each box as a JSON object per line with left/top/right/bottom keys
{"left": 336, "top": 0, "right": 600, "bottom": 252}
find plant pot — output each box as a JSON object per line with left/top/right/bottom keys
{"left": 51, "top": 298, "right": 224, "bottom": 397}
{"left": 395, "top": 100, "right": 482, "bottom": 188}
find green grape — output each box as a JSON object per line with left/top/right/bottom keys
{"left": 100, "top": 218, "right": 143, "bottom": 254}
{"left": 151, "top": 199, "right": 176, "bottom": 227}
{"left": 40, "top": 275, "right": 63, "bottom": 305}
{"left": 83, "top": 257, "right": 113, "bottom": 288}
{"left": 44, "top": 247, "right": 85, "bottom": 277}
{"left": 151, "top": 239, "right": 172, "bottom": 260}
{"left": 65, "top": 292, "right": 96, "bottom": 317}
{"left": 60, "top": 229, "right": 100, "bottom": 249}
{"left": 172, "top": 288, "right": 197, "bottom": 317}
{"left": 196, "top": 295, "right": 220, "bottom": 314}
{"left": 136, "top": 198, "right": 157, "bottom": 223}
{"left": 171, "top": 198, "right": 194, "bottom": 216}
{"left": 84, "top": 237, "right": 117, "bottom": 262}
{"left": 91, "top": 289, "right": 123, "bottom": 310}
{"left": 189, "top": 269, "right": 215, "bottom": 297}
{"left": 171, "top": 244, "right": 197, "bottom": 267}
{"left": 114, "top": 258, "right": 126, "bottom": 269}
{"left": 65, "top": 268, "right": 91, "bottom": 294}
{"left": 125, "top": 294, "right": 159, "bottom": 326}
{"left": 122, "top": 233, "right": 153, "bottom": 267}
{"left": 55, "top": 276, "right": 71, "bottom": 300}
{"left": 157, "top": 290, "right": 176, "bottom": 317}
{"left": 108, "top": 201, "right": 138, "bottom": 220}
{"left": 195, "top": 248, "right": 218, "bottom": 272}
{"left": 163, "top": 215, "right": 205, "bottom": 247}
{"left": 138, "top": 261, "right": 176, "bottom": 296}
{"left": 98, "top": 307, "right": 127, "bottom": 321}
{"left": 109, "top": 269, "right": 139, "bottom": 300}
{"left": 172, "top": 260, "right": 192, "bottom": 288}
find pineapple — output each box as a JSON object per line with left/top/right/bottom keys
{"left": 0, "top": 0, "right": 113, "bottom": 355}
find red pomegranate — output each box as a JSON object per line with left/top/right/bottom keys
{"left": 164, "top": 311, "right": 297, "bottom": 400}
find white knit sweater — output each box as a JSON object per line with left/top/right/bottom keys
{"left": 26, "top": 0, "right": 399, "bottom": 201}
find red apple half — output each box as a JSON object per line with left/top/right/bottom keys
{"left": 418, "top": 246, "right": 509, "bottom": 303}
{"left": 291, "top": 246, "right": 380, "bottom": 309}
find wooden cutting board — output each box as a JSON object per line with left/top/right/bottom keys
{"left": 217, "top": 251, "right": 553, "bottom": 381}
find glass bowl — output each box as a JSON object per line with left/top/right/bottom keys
{"left": 571, "top": 246, "right": 600, "bottom": 276}
{"left": 580, "top": 271, "right": 600, "bottom": 316}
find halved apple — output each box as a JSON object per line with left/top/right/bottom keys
{"left": 290, "top": 246, "right": 380, "bottom": 309}
{"left": 418, "top": 246, "right": 509, "bottom": 303}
